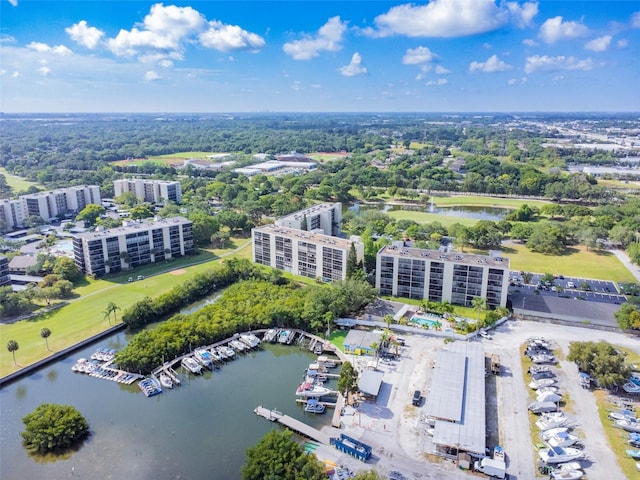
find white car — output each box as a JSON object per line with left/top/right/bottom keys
{"left": 566, "top": 281, "right": 575, "bottom": 289}
{"left": 479, "top": 330, "right": 493, "bottom": 340}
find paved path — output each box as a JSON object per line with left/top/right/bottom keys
{"left": 608, "top": 248, "right": 640, "bottom": 283}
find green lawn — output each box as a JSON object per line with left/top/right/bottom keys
{"left": 502, "top": 243, "right": 636, "bottom": 282}
{"left": 386, "top": 210, "right": 478, "bottom": 227}
{"left": 0, "top": 167, "right": 41, "bottom": 192}
{"left": 0, "top": 242, "right": 252, "bottom": 378}
{"left": 431, "top": 195, "right": 550, "bottom": 209}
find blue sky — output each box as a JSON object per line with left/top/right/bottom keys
{"left": 1, "top": 1, "right": 639, "bottom": 112}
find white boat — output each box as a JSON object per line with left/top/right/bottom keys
{"left": 532, "top": 353, "right": 556, "bottom": 364}
{"left": 263, "top": 328, "right": 278, "bottom": 343}
{"left": 541, "top": 427, "right": 569, "bottom": 441}
{"left": 317, "top": 355, "right": 338, "bottom": 368}
{"left": 240, "top": 333, "right": 261, "bottom": 349}
{"left": 194, "top": 348, "right": 214, "bottom": 369}
{"left": 616, "top": 419, "right": 640, "bottom": 433}
{"left": 530, "top": 378, "right": 557, "bottom": 390}
{"left": 278, "top": 330, "right": 294, "bottom": 344}
{"left": 556, "top": 461, "right": 582, "bottom": 471}
{"left": 547, "top": 431, "right": 579, "bottom": 448}
{"left": 159, "top": 372, "right": 173, "bottom": 389}
{"left": 536, "top": 413, "right": 569, "bottom": 431}
{"left": 229, "top": 340, "right": 247, "bottom": 352}
{"left": 304, "top": 399, "right": 326, "bottom": 414}
{"left": 72, "top": 358, "right": 88, "bottom": 372}
{"left": 296, "top": 381, "right": 334, "bottom": 397}
{"left": 537, "top": 386, "right": 560, "bottom": 396}
{"left": 550, "top": 469, "right": 584, "bottom": 480}
{"left": 623, "top": 382, "right": 640, "bottom": 394}
{"left": 537, "top": 392, "right": 562, "bottom": 403}
{"left": 539, "top": 446, "right": 583, "bottom": 464}
{"left": 308, "top": 362, "right": 328, "bottom": 372}
{"left": 219, "top": 345, "right": 235, "bottom": 358}
{"left": 208, "top": 348, "right": 222, "bottom": 362}
{"left": 181, "top": 357, "right": 202, "bottom": 374}
{"left": 608, "top": 411, "right": 637, "bottom": 422}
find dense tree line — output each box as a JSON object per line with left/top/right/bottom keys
{"left": 116, "top": 275, "right": 376, "bottom": 374}
{"left": 567, "top": 341, "right": 631, "bottom": 389}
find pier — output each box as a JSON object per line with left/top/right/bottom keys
{"left": 253, "top": 405, "right": 330, "bottom": 445}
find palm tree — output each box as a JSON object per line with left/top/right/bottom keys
{"left": 471, "top": 296, "right": 488, "bottom": 328}
{"left": 7, "top": 340, "right": 19, "bottom": 365}
{"left": 383, "top": 314, "right": 394, "bottom": 329}
{"left": 40, "top": 328, "right": 52, "bottom": 351}
{"left": 119, "top": 251, "right": 130, "bottom": 268}
{"left": 104, "top": 301, "right": 121, "bottom": 324}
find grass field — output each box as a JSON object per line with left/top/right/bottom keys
{"left": 0, "top": 241, "right": 252, "bottom": 378}
{"left": 502, "top": 243, "right": 636, "bottom": 282}
{"left": 112, "top": 152, "right": 228, "bottom": 167}
{"left": 431, "top": 195, "right": 550, "bottom": 209}
{"left": 0, "top": 167, "right": 41, "bottom": 192}
{"left": 386, "top": 210, "right": 478, "bottom": 228}
{"left": 308, "top": 152, "right": 349, "bottom": 162}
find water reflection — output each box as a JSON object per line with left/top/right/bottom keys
{"left": 346, "top": 202, "right": 508, "bottom": 222}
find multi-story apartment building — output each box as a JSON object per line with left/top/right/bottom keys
{"left": 0, "top": 256, "right": 10, "bottom": 286}
{"left": 275, "top": 203, "right": 341, "bottom": 236}
{"left": 72, "top": 216, "right": 194, "bottom": 276}
{"left": 113, "top": 179, "right": 182, "bottom": 205}
{"left": 0, "top": 199, "right": 25, "bottom": 231}
{"left": 19, "top": 185, "right": 102, "bottom": 224}
{"left": 252, "top": 224, "right": 363, "bottom": 282}
{"left": 375, "top": 244, "right": 510, "bottom": 308}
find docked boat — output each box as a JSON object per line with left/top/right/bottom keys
{"left": 538, "top": 446, "right": 583, "bottom": 464}
{"left": 537, "top": 392, "right": 562, "bottom": 403}
{"left": 547, "top": 431, "right": 579, "bottom": 448}
{"left": 72, "top": 358, "right": 88, "bottom": 372}
{"left": 194, "top": 348, "right": 214, "bottom": 369}
{"left": 240, "top": 333, "right": 261, "bottom": 349}
{"left": 278, "top": 330, "right": 294, "bottom": 344}
{"left": 219, "top": 345, "right": 236, "bottom": 358}
{"left": 159, "top": 372, "right": 173, "bottom": 389}
{"left": 532, "top": 353, "right": 556, "bottom": 364}
{"left": 229, "top": 339, "right": 247, "bottom": 352}
{"left": 296, "top": 381, "right": 334, "bottom": 397}
{"left": 304, "top": 399, "right": 326, "bottom": 414}
{"left": 263, "top": 328, "right": 278, "bottom": 343}
{"left": 627, "top": 449, "right": 640, "bottom": 460}
{"left": 208, "top": 348, "right": 223, "bottom": 363}
{"left": 530, "top": 378, "right": 557, "bottom": 390}
{"left": 316, "top": 355, "right": 338, "bottom": 368}
{"left": 541, "top": 427, "right": 570, "bottom": 441}
{"left": 550, "top": 469, "right": 584, "bottom": 480}
{"left": 138, "top": 378, "right": 162, "bottom": 397}
{"left": 181, "top": 357, "right": 202, "bottom": 374}
{"left": 616, "top": 419, "right": 640, "bottom": 433}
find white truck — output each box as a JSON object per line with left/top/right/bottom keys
{"left": 474, "top": 457, "right": 506, "bottom": 479}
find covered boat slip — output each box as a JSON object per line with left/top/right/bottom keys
{"left": 426, "top": 342, "right": 486, "bottom": 457}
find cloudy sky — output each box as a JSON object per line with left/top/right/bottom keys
{"left": 1, "top": 0, "right": 639, "bottom": 112}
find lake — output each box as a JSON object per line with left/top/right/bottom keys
{"left": 0, "top": 332, "right": 332, "bottom": 480}
{"left": 346, "top": 202, "right": 509, "bottom": 222}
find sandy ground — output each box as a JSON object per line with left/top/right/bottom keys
{"left": 169, "top": 268, "right": 187, "bottom": 275}
{"left": 315, "top": 320, "right": 639, "bottom": 480}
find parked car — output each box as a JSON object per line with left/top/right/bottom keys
{"left": 567, "top": 281, "right": 575, "bottom": 289}
{"left": 412, "top": 390, "right": 422, "bottom": 406}
{"left": 479, "top": 330, "right": 493, "bottom": 340}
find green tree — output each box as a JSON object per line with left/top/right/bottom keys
{"left": 104, "top": 301, "right": 121, "bottom": 325}
{"left": 21, "top": 403, "right": 89, "bottom": 454}
{"left": 614, "top": 303, "right": 640, "bottom": 330}
{"left": 337, "top": 360, "right": 359, "bottom": 401}
{"left": 526, "top": 223, "right": 566, "bottom": 255}
{"left": 40, "top": 327, "right": 52, "bottom": 351}
{"left": 7, "top": 339, "right": 19, "bottom": 365}
{"left": 75, "top": 204, "right": 106, "bottom": 227}
{"left": 346, "top": 243, "right": 359, "bottom": 279}
{"left": 242, "top": 429, "right": 325, "bottom": 480}
{"left": 52, "top": 256, "right": 82, "bottom": 283}
{"left": 114, "top": 191, "right": 138, "bottom": 208}
{"left": 189, "top": 212, "right": 220, "bottom": 246}
{"left": 628, "top": 242, "right": 640, "bottom": 266}
{"left": 471, "top": 296, "right": 487, "bottom": 326}
{"left": 567, "top": 341, "right": 630, "bottom": 389}
{"left": 352, "top": 470, "right": 386, "bottom": 480}
{"left": 129, "top": 204, "right": 155, "bottom": 220}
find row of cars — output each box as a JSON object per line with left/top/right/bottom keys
{"left": 524, "top": 337, "right": 590, "bottom": 480}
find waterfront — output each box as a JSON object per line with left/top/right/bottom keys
{"left": 0, "top": 331, "right": 331, "bottom": 480}
{"left": 346, "top": 202, "right": 509, "bottom": 222}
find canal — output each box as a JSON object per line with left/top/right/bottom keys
{"left": 0, "top": 331, "right": 332, "bottom": 480}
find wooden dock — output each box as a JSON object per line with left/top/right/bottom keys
{"left": 254, "top": 406, "right": 330, "bottom": 445}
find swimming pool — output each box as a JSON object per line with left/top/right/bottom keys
{"left": 410, "top": 315, "right": 442, "bottom": 328}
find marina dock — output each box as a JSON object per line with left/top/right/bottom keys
{"left": 253, "top": 405, "right": 331, "bottom": 445}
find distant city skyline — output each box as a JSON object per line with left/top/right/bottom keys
{"left": 1, "top": 1, "right": 639, "bottom": 113}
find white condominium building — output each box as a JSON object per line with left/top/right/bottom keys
{"left": 0, "top": 199, "right": 25, "bottom": 231}
{"left": 72, "top": 216, "right": 194, "bottom": 276}
{"left": 252, "top": 224, "right": 363, "bottom": 282}
{"left": 275, "top": 202, "right": 342, "bottom": 236}
{"left": 114, "top": 179, "right": 182, "bottom": 205}
{"left": 376, "top": 244, "right": 510, "bottom": 308}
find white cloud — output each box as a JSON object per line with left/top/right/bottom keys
{"left": 145, "top": 70, "right": 160, "bottom": 81}
{"left": 522, "top": 38, "right": 538, "bottom": 47}
{"left": 469, "top": 54, "right": 512, "bottom": 73}
{"left": 12, "top": 71, "right": 20, "bottom": 78}
{"left": 362, "top": 0, "right": 537, "bottom": 38}
{"left": 27, "top": 42, "right": 73, "bottom": 55}
{"left": 525, "top": 54, "right": 593, "bottom": 74}
{"left": 427, "top": 78, "right": 448, "bottom": 86}
{"left": 291, "top": 81, "right": 303, "bottom": 91}
{"left": 39, "top": 66, "right": 51, "bottom": 76}
{"left": 283, "top": 16, "right": 347, "bottom": 60}
{"left": 402, "top": 46, "right": 436, "bottom": 65}
{"left": 506, "top": 1, "right": 538, "bottom": 27}
{"left": 507, "top": 76, "right": 527, "bottom": 85}
{"left": 617, "top": 39, "right": 629, "bottom": 48}
{"left": 199, "top": 21, "right": 265, "bottom": 52}
{"left": 158, "top": 59, "right": 173, "bottom": 68}
{"left": 66, "top": 20, "right": 105, "bottom": 49}
{"left": 632, "top": 12, "right": 640, "bottom": 28}
{"left": 434, "top": 65, "right": 450, "bottom": 74}
{"left": 584, "top": 35, "right": 612, "bottom": 52}
{"left": 338, "top": 52, "right": 367, "bottom": 77}
{"left": 7, "top": 0, "right": 18, "bottom": 6}
{"left": 0, "top": 34, "right": 17, "bottom": 44}
{"left": 539, "top": 16, "right": 588, "bottom": 44}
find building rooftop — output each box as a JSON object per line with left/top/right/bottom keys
{"left": 73, "top": 216, "right": 191, "bottom": 241}
{"left": 277, "top": 202, "right": 339, "bottom": 223}
{"left": 253, "top": 223, "right": 353, "bottom": 250}
{"left": 358, "top": 370, "right": 384, "bottom": 397}
{"left": 378, "top": 245, "right": 510, "bottom": 269}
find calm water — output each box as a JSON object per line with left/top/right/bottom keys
{"left": 346, "top": 202, "right": 508, "bottom": 222}
{"left": 0, "top": 332, "right": 331, "bottom": 480}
